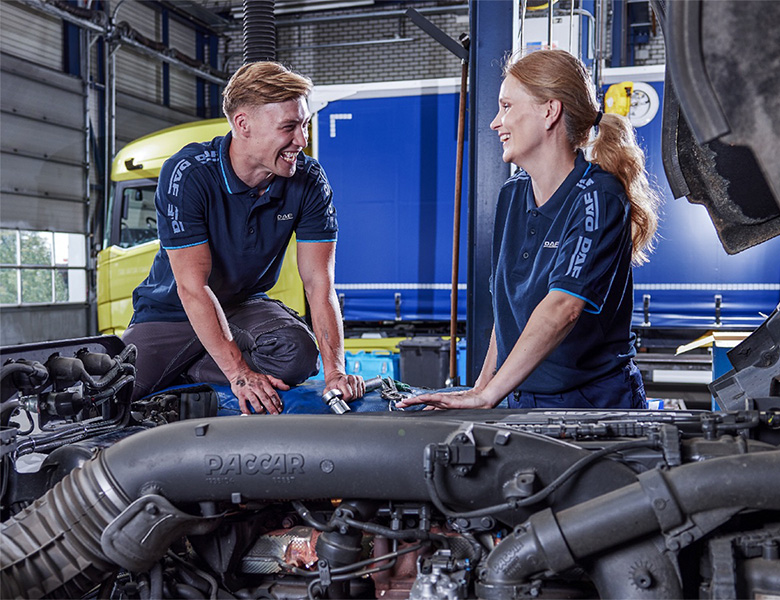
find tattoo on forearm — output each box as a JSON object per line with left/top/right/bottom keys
{"left": 235, "top": 379, "right": 246, "bottom": 387}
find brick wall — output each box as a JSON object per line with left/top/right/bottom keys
{"left": 220, "top": 1, "right": 665, "bottom": 85}
{"left": 222, "top": 1, "right": 469, "bottom": 85}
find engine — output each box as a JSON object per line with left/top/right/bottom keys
{"left": 1, "top": 335, "right": 779, "bottom": 600}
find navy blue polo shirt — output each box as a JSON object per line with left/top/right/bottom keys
{"left": 131, "top": 132, "right": 337, "bottom": 323}
{"left": 491, "top": 152, "right": 636, "bottom": 393}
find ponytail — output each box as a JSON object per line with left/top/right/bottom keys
{"left": 591, "top": 113, "right": 660, "bottom": 265}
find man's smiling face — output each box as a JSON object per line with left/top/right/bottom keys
{"left": 241, "top": 97, "right": 311, "bottom": 179}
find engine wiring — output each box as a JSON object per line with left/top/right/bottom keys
{"left": 305, "top": 541, "right": 427, "bottom": 600}
{"left": 424, "top": 438, "right": 657, "bottom": 519}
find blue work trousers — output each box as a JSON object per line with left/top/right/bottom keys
{"left": 510, "top": 360, "right": 647, "bottom": 410}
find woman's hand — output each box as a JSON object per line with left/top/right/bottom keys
{"left": 395, "top": 388, "right": 497, "bottom": 410}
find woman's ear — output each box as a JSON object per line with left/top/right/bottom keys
{"left": 544, "top": 99, "right": 564, "bottom": 130}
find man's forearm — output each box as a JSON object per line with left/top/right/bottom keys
{"left": 178, "top": 285, "right": 248, "bottom": 380}
{"left": 307, "top": 288, "right": 346, "bottom": 377}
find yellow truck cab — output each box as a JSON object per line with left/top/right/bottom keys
{"left": 97, "top": 119, "right": 304, "bottom": 335}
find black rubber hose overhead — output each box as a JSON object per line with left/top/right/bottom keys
{"left": 243, "top": 0, "right": 275, "bottom": 63}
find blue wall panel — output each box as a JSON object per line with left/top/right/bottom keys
{"left": 318, "top": 91, "right": 469, "bottom": 322}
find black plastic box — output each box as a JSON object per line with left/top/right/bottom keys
{"left": 398, "top": 337, "right": 450, "bottom": 389}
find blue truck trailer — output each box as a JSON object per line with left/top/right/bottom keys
{"left": 313, "top": 70, "right": 780, "bottom": 338}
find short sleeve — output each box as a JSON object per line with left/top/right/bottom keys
{"left": 295, "top": 161, "right": 338, "bottom": 242}
{"left": 155, "top": 156, "right": 209, "bottom": 249}
{"left": 548, "top": 188, "right": 631, "bottom": 313}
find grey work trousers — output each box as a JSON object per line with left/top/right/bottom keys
{"left": 123, "top": 298, "right": 319, "bottom": 400}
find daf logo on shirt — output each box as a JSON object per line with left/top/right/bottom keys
{"left": 543, "top": 240, "right": 559, "bottom": 249}
{"left": 277, "top": 213, "right": 294, "bottom": 221}
{"left": 583, "top": 191, "right": 600, "bottom": 232}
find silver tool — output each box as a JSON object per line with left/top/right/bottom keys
{"left": 322, "top": 388, "right": 350, "bottom": 414}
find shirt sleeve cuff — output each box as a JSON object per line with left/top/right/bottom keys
{"left": 161, "top": 238, "right": 209, "bottom": 250}
{"left": 549, "top": 286, "right": 602, "bottom": 314}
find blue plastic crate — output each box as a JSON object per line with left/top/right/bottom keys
{"left": 309, "top": 350, "right": 399, "bottom": 381}
{"left": 347, "top": 350, "right": 399, "bottom": 379}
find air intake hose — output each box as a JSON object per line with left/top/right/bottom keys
{"left": 0, "top": 453, "right": 129, "bottom": 599}
{"left": 478, "top": 450, "right": 780, "bottom": 599}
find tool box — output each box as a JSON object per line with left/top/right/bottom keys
{"left": 399, "top": 337, "right": 451, "bottom": 389}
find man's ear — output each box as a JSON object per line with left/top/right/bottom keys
{"left": 232, "top": 111, "right": 249, "bottom": 138}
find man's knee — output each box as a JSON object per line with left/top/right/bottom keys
{"left": 249, "top": 325, "right": 318, "bottom": 385}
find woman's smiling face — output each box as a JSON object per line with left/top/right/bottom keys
{"left": 490, "top": 75, "right": 549, "bottom": 168}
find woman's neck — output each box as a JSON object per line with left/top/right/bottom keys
{"left": 525, "top": 146, "right": 577, "bottom": 207}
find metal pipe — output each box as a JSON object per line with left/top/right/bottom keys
{"left": 83, "top": 28, "right": 98, "bottom": 335}
{"left": 593, "top": 0, "right": 608, "bottom": 94}
{"left": 277, "top": 37, "right": 414, "bottom": 53}
{"left": 116, "top": 34, "right": 228, "bottom": 85}
{"left": 15, "top": 0, "right": 106, "bottom": 32}
{"left": 102, "top": 18, "right": 113, "bottom": 277}
{"left": 547, "top": 0, "right": 554, "bottom": 48}
{"left": 449, "top": 54, "right": 468, "bottom": 385}
{"left": 569, "top": 0, "right": 575, "bottom": 56}
{"left": 275, "top": 4, "right": 468, "bottom": 27}
{"left": 519, "top": 0, "right": 527, "bottom": 53}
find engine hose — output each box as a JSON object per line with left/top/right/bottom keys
{"left": 15, "top": 403, "right": 129, "bottom": 456}
{"left": 292, "top": 499, "right": 337, "bottom": 532}
{"left": 0, "top": 361, "right": 48, "bottom": 384}
{"left": 478, "top": 450, "right": 780, "bottom": 599}
{"left": 0, "top": 453, "right": 130, "bottom": 599}
{"left": 0, "top": 415, "right": 639, "bottom": 598}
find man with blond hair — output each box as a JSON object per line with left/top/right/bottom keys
{"left": 124, "top": 62, "right": 364, "bottom": 414}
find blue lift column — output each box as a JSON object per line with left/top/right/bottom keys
{"left": 466, "top": 0, "right": 512, "bottom": 384}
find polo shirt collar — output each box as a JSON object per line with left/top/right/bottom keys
{"left": 218, "top": 132, "right": 289, "bottom": 201}
{"left": 527, "top": 151, "right": 591, "bottom": 218}
{"left": 218, "top": 132, "right": 250, "bottom": 195}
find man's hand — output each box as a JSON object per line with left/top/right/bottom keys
{"left": 230, "top": 369, "right": 290, "bottom": 415}
{"left": 325, "top": 371, "right": 365, "bottom": 401}
{"left": 395, "top": 388, "right": 496, "bottom": 410}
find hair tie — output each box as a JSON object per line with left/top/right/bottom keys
{"left": 593, "top": 110, "right": 603, "bottom": 127}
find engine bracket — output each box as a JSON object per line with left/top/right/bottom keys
{"left": 101, "top": 493, "right": 222, "bottom": 571}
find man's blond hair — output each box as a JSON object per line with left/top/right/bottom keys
{"left": 222, "top": 61, "right": 312, "bottom": 119}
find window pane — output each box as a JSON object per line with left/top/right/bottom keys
{"left": 21, "top": 269, "right": 53, "bottom": 303}
{"left": 54, "top": 233, "right": 87, "bottom": 267}
{"left": 0, "top": 230, "right": 17, "bottom": 265}
{"left": 120, "top": 185, "right": 159, "bottom": 248}
{"left": 20, "top": 231, "right": 53, "bottom": 266}
{"left": 0, "top": 268, "right": 18, "bottom": 304}
{"left": 54, "top": 268, "right": 68, "bottom": 302}
{"left": 55, "top": 268, "right": 87, "bottom": 302}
